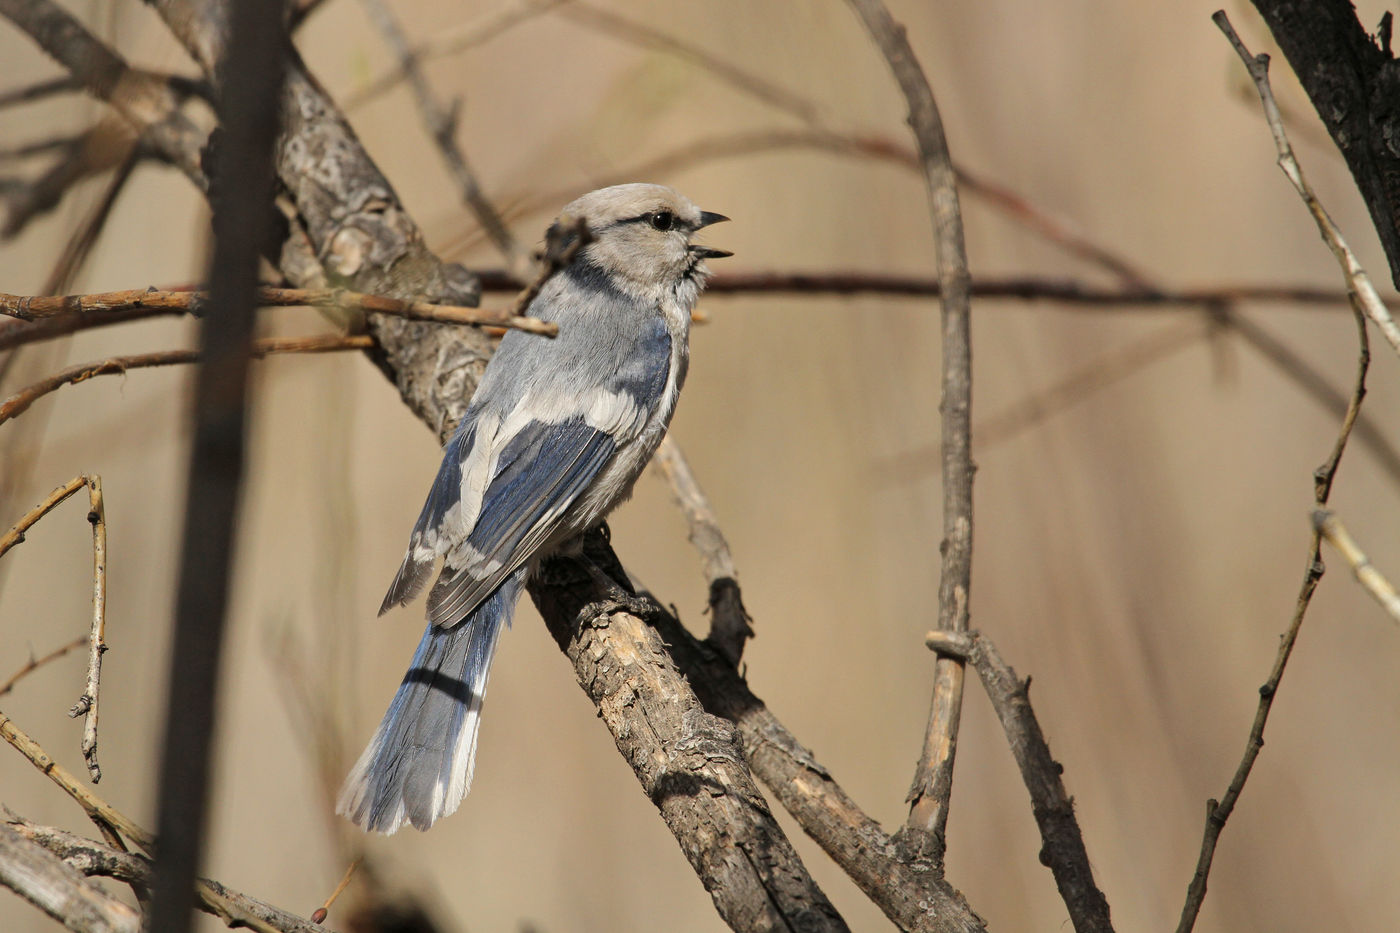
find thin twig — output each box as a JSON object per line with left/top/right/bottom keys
{"left": 0, "top": 475, "right": 88, "bottom": 559}
{"left": 1177, "top": 20, "right": 1377, "bottom": 932}
{"left": 652, "top": 437, "right": 752, "bottom": 664}
{"left": 356, "top": 0, "right": 527, "bottom": 274}
{"left": 1313, "top": 510, "right": 1400, "bottom": 624}
{"left": 308, "top": 858, "right": 360, "bottom": 926}
{"left": 0, "top": 286, "right": 556, "bottom": 334}
{"left": 67, "top": 475, "right": 106, "bottom": 783}
{"left": 925, "top": 630, "right": 1113, "bottom": 933}
{"left": 0, "top": 335, "right": 373, "bottom": 427}
{"left": 0, "top": 636, "right": 86, "bottom": 698}
{"left": 1216, "top": 10, "right": 1400, "bottom": 357}
{"left": 846, "top": 0, "right": 975, "bottom": 857}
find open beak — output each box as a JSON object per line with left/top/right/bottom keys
{"left": 691, "top": 211, "right": 732, "bottom": 259}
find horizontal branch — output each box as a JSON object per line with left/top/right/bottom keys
{"left": 0, "top": 334, "right": 373, "bottom": 426}
{"left": 0, "top": 286, "right": 556, "bottom": 334}
{"left": 478, "top": 268, "right": 1365, "bottom": 308}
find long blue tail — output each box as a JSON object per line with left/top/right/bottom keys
{"left": 337, "top": 568, "right": 526, "bottom": 833}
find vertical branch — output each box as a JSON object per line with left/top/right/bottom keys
{"left": 844, "top": 0, "right": 975, "bottom": 855}
{"left": 147, "top": 2, "right": 286, "bottom": 932}
{"left": 1176, "top": 16, "right": 1377, "bottom": 931}
{"left": 67, "top": 474, "right": 106, "bottom": 783}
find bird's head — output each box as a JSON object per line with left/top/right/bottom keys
{"left": 550, "top": 183, "right": 730, "bottom": 298}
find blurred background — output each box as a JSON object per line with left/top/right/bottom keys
{"left": 2, "top": 1, "right": 1399, "bottom": 930}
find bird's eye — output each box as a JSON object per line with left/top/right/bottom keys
{"left": 649, "top": 211, "right": 675, "bottom": 231}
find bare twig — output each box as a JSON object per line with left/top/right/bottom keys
{"left": 0, "top": 474, "right": 88, "bottom": 559}
{"left": 308, "top": 858, "right": 359, "bottom": 926}
{"left": 0, "top": 707, "right": 153, "bottom": 850}
{"left": 0, "top": 286, "right": 556, "bottom": 334}
{"left": 1218, "top": 10, "right": 1400, "bottom": 357}
{"left": 1313, "top": 510, "right": 1400, "bottom": 623}
{"left": 66, "top": 476, "right": 106, "bottom": 783}
{"left": 0, "top": 636, "right": 86, "bottom": 698}
{"left": 653, "top": 437, "right": 752, "bottom": 664}
{"left": 0, "top": 335, "right": 373, "bottom": 427}
{"left": 5, "top": 816, "right": 328, "bottom": 933}
{"left": 845, "top": 0, "right": 974, "bottom": 857}
{"left": 1177, "top": 20, "right": 1378, "bottom": 931}
{"left": 925, "top": 631, "right": 1113, "bottom": 933}
{"left": 356, "top": 0, "right": 527, "bottom": 274}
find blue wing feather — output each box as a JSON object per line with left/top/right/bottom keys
{"left": 425, "top": 417, "right": 616, "bottom": 626}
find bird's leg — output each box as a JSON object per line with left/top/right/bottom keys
{"left": 573, "top": 552, "right": 661, "bottom": 621}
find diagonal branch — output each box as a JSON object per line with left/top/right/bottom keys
{"left": 356, "top": 0, "right": 527, "bottom": 273}
{"left": 924, "top": 631, "right": 1113, "bottom": 933}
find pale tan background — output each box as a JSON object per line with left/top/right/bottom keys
{"left": 3, "top": 1, "right": 1400, "bottom": 930}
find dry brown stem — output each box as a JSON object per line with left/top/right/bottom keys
{"left": 845, "top": 0, "right": 974, "bottom": 857}
{"left": 0, "top": 335, "right": 373, "bottom": 427}
{"left": 0, "top": 286, "right": 556, "bottom": 334}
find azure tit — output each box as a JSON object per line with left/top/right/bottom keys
{"left": 338, "top": 184, "right": 730, "bottom": 833}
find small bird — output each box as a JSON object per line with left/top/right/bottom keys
{"left": 338, "top": 184, "right": 730, "bottom": 833}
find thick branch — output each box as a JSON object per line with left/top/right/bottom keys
{"left": 0, "top": 822, "right": 139, "bottom": 933}
{"left": 1250, "top": 0, "right": 1400, "bottom": 288}
{"left": 7, "top": 816, "right": 327, "bottom": 933}
{"left": 530, "top": 536, "right": 849, "bottom": 933}
{"left": 659, "top": 612, "right": 984, "bottom": 933}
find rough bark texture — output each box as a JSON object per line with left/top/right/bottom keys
{"left": 530, "top": 536, "right": 849, "bottom": 933}
{"left": 0, "top": 823, "right": 140, "bottom": 933}
{"left": 1252, "top": 0, "right": 1400, "bottom": 288}
{"left": 661, "top": 618, "right": 985, "bottom": 933}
